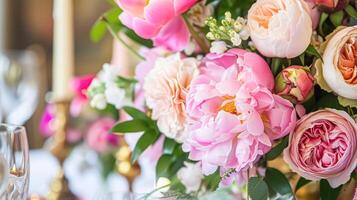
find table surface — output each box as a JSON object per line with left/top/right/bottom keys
{"left": 29, "top": 147, "right": 157, "bottom": 200}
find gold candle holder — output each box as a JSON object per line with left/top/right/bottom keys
{"left": 45, "top": 99, "right": 76, "bottom": 200}
{"left": 115, "top": 140, "right": 141, "bottom": 192}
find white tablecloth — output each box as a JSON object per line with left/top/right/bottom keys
{"left": 29, "top": 146, "right": 157, "bottom": 200}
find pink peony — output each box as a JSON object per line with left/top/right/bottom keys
{"left": 116, "top": 0, "right": 198, "bottom": 51}
{"left": 143, "top": 54, "right": 198, "bottom": 141}
{"left": 284, "top": 109, "right": 357, "bottom": 188}
{"left": 70, "top": 75, "right": 95, "bottom": 116}
{"left": 183, "top": 49, "right": 297, "bottom": 177}
{"left": 86, "top": 118, "right": 119, "bottom": 153}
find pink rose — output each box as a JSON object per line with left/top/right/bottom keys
{"left": 275, "top": 65, "right": 315, "bottom": 104}
{"left": 70, "top": 75, "right": 95, "bottom": 116}
{"left": 247, "top": 0, "right": 312, "bottom": 58}
{"left": 86, "top": 118, "right": 119, "bottom": 153}
{"left": 183, "top": 49, "right": 296, "bottom": 177}
{"left": 143, "top": 54, "right": 198, "bottom": 141}
{"left": 116, "top": 0, "right": 197, "bottom": 51}
{"left": 284, "top": 109, "right": 357, "bottom": 188}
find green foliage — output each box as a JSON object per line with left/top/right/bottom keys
{"left": 100, "top": 153, "right": 116, "bottom": 179}
{"left": 295, "top": 177, "right": 311, "bottom": 192}
{"left": 319, "top": 179, "right": 342, "bottom": 200}
{"left": 155, "top": 145, "right": 188, "bottom": 180}
{"left": 329, "top": 11, "right": 344, "bottom": 27}
{"left": 111, "top": 119, "right": 148, "bottom": 133}
{"left": 305, "top": 45, "right": 322, "bottom": 60}
{"left": 266, "top": 136, "right": 289, "bottom": 161}
{"left": 163, "top": 138, "right": 177, "bottom": 155}
{"left": 248, "top": 177, "right": 269, "bottom": 200}
{"left": 264, "top": 168, "right": 294, "bottom": 198}
{"left": 131, "top": 129, "right": 160, "bottom": 164}
{"left": 204, "top": 170, "right": 221, "bottom": 191}
{"left": 214, "top": 0, "right": 255, "bottom": 18}
{"left": 345, "top": 5, "right": 357, "bottom": 20}
{"left": 90, "top": 5, "right": 152, "bottom": 47}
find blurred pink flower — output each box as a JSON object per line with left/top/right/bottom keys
{"left": 116, "top": 0, "right": 198, "bottom": 51}
{"left": 86, "top": 118, "right": 119, "bottom": 153}
{"left": 284, "top": 109, "right": 357, "bottom": 188}
{"left": 183, "top": 49, "right": 296, "bottom": 177}
{"left": 70, "top": 75, "right": 95, "bottom": 116}
{"left": 39, "top": 104, "right": 56, "bottom": 137}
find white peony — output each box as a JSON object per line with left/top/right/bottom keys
{"left": 143, "top": 54, "right": 198, "bottom": 142}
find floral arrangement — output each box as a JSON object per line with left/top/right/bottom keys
{"left": 86, "top": 0, "right": 357, "bottom": 199}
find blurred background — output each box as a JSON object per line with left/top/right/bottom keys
{"left": 1, "top": 0, "right": 114, "bottom": 148}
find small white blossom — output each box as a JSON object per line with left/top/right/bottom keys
{"left": 104, "top": 83, "right": 129, "bottom": 109}
{"left": 239, "top": 27, "right": 250, "bottom": 40}
{"left": 156, "top": 177, "right": 171, "bottom": 193}
{"left": 184, "top": 40, "right": 196, "bottom": 55}
{"left": 177, "top": 162, "right": 204, "bottom": 193}
{"left": 210, "top": 41, "right": 227, "bottom": 54}
{"left": 98, "top": 63, "right": 121, "bottom": 84}
{"left": 90, "top": 94, "right": 107, "bottom": 110}
{"left": 231, "top": 33, "right": 242, "bottom": 46}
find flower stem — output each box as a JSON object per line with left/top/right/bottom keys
{"left": 102, "top": 17, "right": 145, "bottom": 60}
{"left": 183, "top": 15, "right": 210, "bottom": 54}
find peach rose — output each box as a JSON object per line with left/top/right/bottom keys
{"left": 143, "top": 54, "right": 198, "bottom": 142}
{"left": 319, "top": 26, "right": 357, "bottom": 99}
{"left": 247, "top": 0, "right": 312, "bottom": 58}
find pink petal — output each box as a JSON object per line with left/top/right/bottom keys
{"left": 153, "top": 17, "right": 190, "bottom": 51}
{"left": 116, "top": 0, "right": 146, "bottom": 16}
{"left": 132, "top": 17, "right": 161, "bottom": 38}
{"left": 174, "top": 0, "right": 198, "bottom": 14}
{"left": 145, "top": 0, "right": 175, "bottom": 25}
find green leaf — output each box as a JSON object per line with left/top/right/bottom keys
{"left": 319, "top": 12, "right": 329, "bottom": 36}
{"left": 131, "top": 129, "right": 160, "bottom": 164}
{"left": 329, "top": 11, "right": 344, "bottom": 27}
{"left": 266, "top": 137, "right": 289, "bottom": 161}
{"left": 299, "top": 54, "right": 305, "bottom": 66}
{"left": 264, "top": 168, "right": 293, "bottom": 197}
{"left": 316, "top": 93, "right": 346, "bottom": 110}
{"left": 295, "top": 177, "right": 311, "bottom": 192}
{"left": 111, "top": 119, "right": 148, "bottom": 133}
{"left": 204, "top": 170, "right": 221, "bottom": 191}
{"left": 122, "top": 106, "right": 149, "bottom": 121}
{"left": 122, "top": 27, "right": 153, "bottom": 48}
{"left": 90, "top": 20, "right": 107, "bottom": 43}
{"left": 345, "top": 5, "right": 357, "bottom": 20}
{"left": 320, "top": 179, "right": 342, "bottom": 200}
{"left": 156, "top": 154, "right": 172, "bottom": 178}
{"left": 305, "top": 45, "right": 322, "bottom": 60}
{"left": 163, "top": 138, "right": 177, "bottom": 155}
{"left": 248, "top": 177, "right": 269, "bottom": 200}
{"left": 271, "top": 58, "right": 282, "bottom": 76}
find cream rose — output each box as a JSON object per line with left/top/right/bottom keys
{"left": 320, "top": 26, "right": 357, "bottom": 99}
{"left": 143, "top": 54, "right": 198, "bottom": 142}
{"left": 247, "top": 0, "right": 312, "bottom": 58}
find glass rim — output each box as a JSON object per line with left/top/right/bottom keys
{"left": 0, "top": 123, "right": 25, "bottom": 133}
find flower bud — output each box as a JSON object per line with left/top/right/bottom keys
{"left": 314, "top": 0, "right": 350, "bottom": 12}
{"left": 275, "top": 66, "right": 314, "bottom": 103}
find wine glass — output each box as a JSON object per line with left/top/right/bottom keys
{"left": 0, "top": 124, "right": 29, "bottom": 200}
